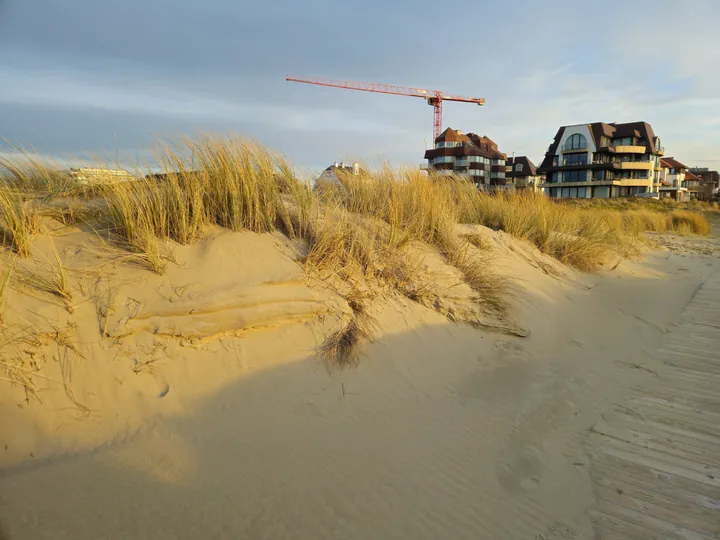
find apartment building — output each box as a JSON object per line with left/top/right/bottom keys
{"left": 538, "top": 121, "right": 663, "bottom": 199}
{"left": 689, "top": 168, "right": 720, "bottom": 201}
{"left": 424, "top": 128, "right": 507, "bottom": 189}
{"left": 505, "top": 156, "right": 542, "bottom": 192}
{"left": 657, "top": 157, "right": 690, "bottom": 201}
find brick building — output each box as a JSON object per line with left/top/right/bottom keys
{"left": 424, "top": 128, "right": 508, "bottom": 190}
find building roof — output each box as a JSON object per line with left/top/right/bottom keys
{"left": 660, "top": 157, "right": 688, "bottom": 170}
{"left": 684, "top": 170, "right": 700, "bottom": 181}
{"left": 427, "top": 128, "right": 506, "bottom": 160}
{"left": 588, "top": 121, "right": 657, "bottom": 153}
{"left": 506, "top": 156, "right": 537, "bottom": 177}
{"left": 435, "top": 128, "right": 472, "bottom": 144}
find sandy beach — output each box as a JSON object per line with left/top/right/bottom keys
{"left": 1, "top": 218, "right": 718, "bottom": 539}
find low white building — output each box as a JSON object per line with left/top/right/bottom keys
{"left": 68, "top": 167, "right": 138, "bottom": 186}
{"left": 314, "top": 161, "right": 360, "bottom": 187}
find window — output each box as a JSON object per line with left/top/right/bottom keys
{"left": 515, "top": 164, "right": 524, "bottom": 172}
{"left": 563, "top": 170, "right": 588, "bottom": 182}
{"left": 433, "top": 156, "right": 454, "bottom": 164}
{"left": 436, "top": 141, "right": 460, "bottom": 149}
{"left": 564, "top": 153, "right": 588, "bottom": 166}
{"left": 564, "top": 133, "right": 588, "bottom": 150}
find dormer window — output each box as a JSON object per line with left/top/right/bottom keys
{"left": 515, "top": 164, "right": 524, "bottom": 172}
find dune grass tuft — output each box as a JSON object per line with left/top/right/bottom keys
{"left": 102, "top": 136, "right": 310, "bottom": 270}
{"left": 319, "top": 291, "right": 377, "bottom": 367}
{"left": 666, "top": 210, "right": 711, "bottom": 236}
{"left": 448, "top": 189, "right": 711, "bottom": 271}
{"left": 19, "top": 242, "right": 73, "bottom": 312}
{"left": 0, "top": 261, "right": 14, "bottom": 323}
{"left": 320, "top": 169, "right": 510, "bottom": 314}
{"left": 0, "top": 187, "right": 41, "bottom": 256}
{"left": 0, "top": 151, "right": 73, "bottom": 197}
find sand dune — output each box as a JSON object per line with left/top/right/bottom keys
{"left": 1, "top": 218, "right": 718, "bottom": 539}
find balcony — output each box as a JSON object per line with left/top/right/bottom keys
{"left": 455, "top": 160, "right": 470, "bottom": 167}
{"left": 614, "top": 145, "right": 646, "bottom": 154}
{"left": 616, "top": 161, "right": 653, "bottom": 170}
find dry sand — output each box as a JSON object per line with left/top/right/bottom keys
{"left": 0, "top": 222, "right": 719, "bottom": 539}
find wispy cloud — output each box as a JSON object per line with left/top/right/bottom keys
{"left": 0, "top": 66, "right": 408, "bottom": 135}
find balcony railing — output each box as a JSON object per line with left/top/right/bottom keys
{"left": 614, "top": 145, "right": 647, "bottom": 154}
{"left": 616, "top": 161, "right": 653, "bottom": 170}
{"left": 562, "top": 159, "right": 589, "bottom": 166}
{"left": 560, "top": 144, "right": 588, "bottom": 152}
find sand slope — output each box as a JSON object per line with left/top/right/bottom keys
{"left": 1, "top": 222, "right": 718, "bottom": 539}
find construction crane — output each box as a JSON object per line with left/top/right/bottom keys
{"left": 286, "top": 75, "right": 485, "bottom": 141}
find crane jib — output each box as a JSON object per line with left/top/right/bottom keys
{"left": 286, "top": 75, "right": 485, "bottom": 141}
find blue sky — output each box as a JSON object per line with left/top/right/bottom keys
{"left": 1, "top": 0, "right": 719, "bottom": 172}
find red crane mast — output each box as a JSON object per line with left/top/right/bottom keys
{"left": 286, "top": 75, "right": 485, "bottom": 141}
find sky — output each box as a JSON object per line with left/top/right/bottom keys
{"left": 1, "top": 0, "right": 720, "bottom": 173}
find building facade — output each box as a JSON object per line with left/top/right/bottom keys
{"left": 538, "top": 122, "right": 664, "bottom": 199}
{"left": 424, "top": 128, "right": 507, "bottom": 190}
{"left": 505, "top": 156, "right": 542, "bottom": 192}
{"left": 657, "top": 157, "right": 690, "bottom": 201}
{"left": 683, "top": 170, "right": 702, "bottom": 200}
{"left": 689, "top": 168, "right": 720, "bottom": 201}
